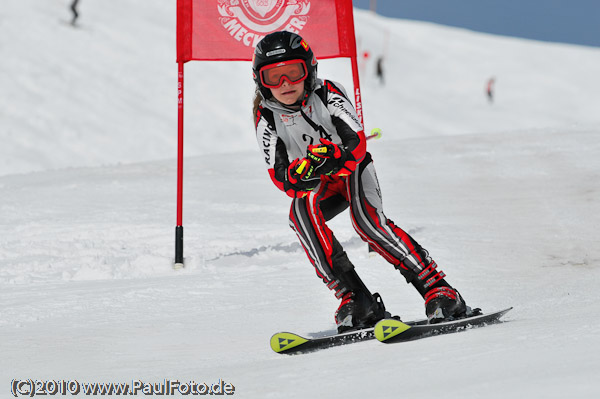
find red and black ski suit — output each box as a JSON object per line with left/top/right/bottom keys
{"left": 255, "top": 79, "right": 446, "bottom": 299}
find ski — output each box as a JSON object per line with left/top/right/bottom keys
{"left": 374, "top": 307, "right": 513, "bottom": 344}
{"left": 270, "top": 317, "right": 427, "bottom": 355}
{"left": 270, "top": 307, "right": 512, "bottom": 354}
{"left": 270, "top": 328, "right": 375, "bottom": 355}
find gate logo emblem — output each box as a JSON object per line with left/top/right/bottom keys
{"left": 243, "top": 0, "right": 284, "bottom": 19}
{"left": 218, "top": 0, "right": 311, "bottom": 48}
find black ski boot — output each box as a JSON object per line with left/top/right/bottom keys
{"left": 424, "top": 287, "right": 468, "bottom": 323}
{"left": 395, "top": 251, "right": 473, "bottom": 324}
{"left": 335, "top": 291, "right": 388, "bottom": 333}
{"left": 327, "top": 236, "right": 391, "bottom": 333}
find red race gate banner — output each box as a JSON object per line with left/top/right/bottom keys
{"left": 177, "top": 0, "right": 358, "bottom": 62}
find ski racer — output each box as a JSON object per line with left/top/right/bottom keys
{"left": 252, "top": 31, "right": 472, "bottom": 332}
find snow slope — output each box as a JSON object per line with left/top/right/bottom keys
{"left": 2, "top": 1, "right": 600, "bottom": 398}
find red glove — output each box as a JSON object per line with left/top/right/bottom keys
{"left": 286, "top": 158, "right": 320, "bottom": 196}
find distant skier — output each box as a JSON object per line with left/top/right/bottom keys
{"left": 70, "top": 0, "right": 80, "bottom": 26}
{"left": 375, "top": 56, "right": 384, "bottom": 85}
{"left": 486, "top": 77, "right": 495, "bottom": 103}
{"left": 252, "top": 31, "right": 474, "bottom": 332}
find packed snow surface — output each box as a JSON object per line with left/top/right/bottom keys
{"left": 1, "top": 1, "right": 600, "bottom": 398}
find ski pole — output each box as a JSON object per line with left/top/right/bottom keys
{"left": 366, "top": 128, "right": 383, "bottom": 141}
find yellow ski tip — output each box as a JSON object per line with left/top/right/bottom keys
{"left": 374, "top": 319, "right": 411, "bottom": 342}
{"left": 270, "top": 332, "right": 309, "bottom": 353}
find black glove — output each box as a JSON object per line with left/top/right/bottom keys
{"left": 306, "top": 138, "right": 348, "bottom": 176}
{"left": 287, "top": 158, "right": 321, "bottom": 194}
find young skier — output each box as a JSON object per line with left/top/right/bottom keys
{"left": 252, "top": 31, "right": 472, "bottom": 332}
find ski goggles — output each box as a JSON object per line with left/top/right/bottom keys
{"left": 260, "top": 59, "right": 308, "bottom": 89}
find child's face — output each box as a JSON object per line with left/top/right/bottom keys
{"left": 270, "top": 81, "right": 304, "bottom": 105}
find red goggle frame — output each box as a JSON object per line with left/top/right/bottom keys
{"left": 260, "top": 59, "right": 308, "bottom": 89}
